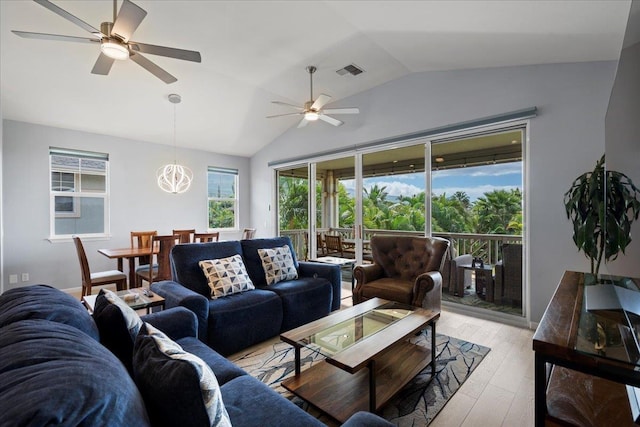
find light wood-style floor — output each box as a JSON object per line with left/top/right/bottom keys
{"left": 341, "top": 284, "right": 534, "bottom": 427}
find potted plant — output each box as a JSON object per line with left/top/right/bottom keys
{"left": 564, "top": 154, "right": 640, "bottom": 276}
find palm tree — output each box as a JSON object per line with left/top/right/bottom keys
{"left": 473, "top": 189, "right": 522, "bottom": 234}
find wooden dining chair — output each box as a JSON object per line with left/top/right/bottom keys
{"left": 194, "top": 232, "right": 219, "bottom": 242}
{"left": 241, "top": 228, "right": 256, "bottom": 239}
{"left": 136, "top": 235, "right": 180, "bottom": 286}
{"left": 73, "top": 236, "right": 127, "bottom": 297}
{"left": 173, "top": 228, "right": 196, "bottom": 244}
{"left": 131, "top": 230, "right": 157, "bottom": 287}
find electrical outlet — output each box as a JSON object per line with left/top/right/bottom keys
{"left": 21, "top": 273, "right": 29, "bottom": 282}
{"left": 9, "top": 274, "right": 18, "bottom": 284}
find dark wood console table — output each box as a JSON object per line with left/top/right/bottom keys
{"left": 533, "top": 271, "right": 640, "bottom": 426}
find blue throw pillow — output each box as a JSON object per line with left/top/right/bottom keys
{"left": 93, "top": 289, "right": 143, "bottom": 373}
{"left": 133, "top": 323, "right": 231, "bottom": 427}
{"left": 0, "top": 284, "right": 99, "bottom": 340}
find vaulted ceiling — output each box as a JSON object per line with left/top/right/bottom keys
{"left": 0, "top": 1, "right": 631, "bottom": 156}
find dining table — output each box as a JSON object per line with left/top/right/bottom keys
{"left": 98, "top": 246, "right": 158, "bottom": 287}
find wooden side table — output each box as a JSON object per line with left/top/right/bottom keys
{"left": 456, "top": 264, "right": 494, "bottom": 302}
{"left": 533, "top": 271, "right": 640, "bottom": 426}
{"left": 82, "top": 288, "right": 165, "bottom": 314}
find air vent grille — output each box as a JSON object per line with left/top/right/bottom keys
{"left": 336, "top": 64, "right": 364, "bottom": 76}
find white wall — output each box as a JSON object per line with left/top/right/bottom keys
{"left": 250, "top": 61, "right": 617, "bottom": 324}
{"left": 606, "top": 40, "right": 640, "bottom": 277}
{"left": 2, "top": 120, "right": 250, "bottom": 292}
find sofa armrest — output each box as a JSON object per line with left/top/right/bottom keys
{"left": 353, "top": 263, "right": 383, "bottom": 286}
{"left": 412, "top": 271, "right": 442, "bottom": 311}
{"left": 141, "top": 307, "right": 198, "bottom": 340}
{"left": 353, "top": 264, "right": 384, "bottom": 304}
{"left": 298, "top": 261, "right": 342, "bottom": 311}
{"left": 341, "top": 411, "right": 394, "bottom": 427}
{"left": 151, "top": 280, "right": 209, "bottom": 340}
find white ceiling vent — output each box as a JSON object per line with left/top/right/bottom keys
{"left": 336, "top": 64, "right": 365, "bottom": 76}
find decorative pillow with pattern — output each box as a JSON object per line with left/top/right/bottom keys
{"left": 199, "top": 255, "right": 255, "bottom": 299}
{"left": 133, "top": 323, "right": 231, "bottom": 427}
{"left": 258, "top": 245, "right": 298, "bottom": 285}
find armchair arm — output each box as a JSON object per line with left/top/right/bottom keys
{"left": 494, "top": 262, "right": 504, "bottom": 302}
{"left": 298, "top": 261, "right": 342, "bottom": 311}
{"left": 353, "top": 264, "right": 384, "bottom": 304}
{"left": 342, "top": 411, "right": 394, "bottom": 427}
{"left": 412, "top": 271, "right": 442, "bottom": 311}
{"left": 141, "top": 307, "right": 198, "bottom": 340}
{"left": 151, "top": 280, "right": 209, "bottom": 341}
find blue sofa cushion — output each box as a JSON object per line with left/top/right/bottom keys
{"left": 93, "top": 289, "right": 143, "bottom": 373}
{"left": 0, "top": 284, "right": 99, "bottom": 340}
{"left": 133, "top": 323, "right": 231, "bottom": 427}
{"left": 0, "top": 319, "right": 149, "bottom": 427}
{"left": 176, "top": 336, "right": 246, "bottom": 386}
{"left": 171, "top": 240, "right": 244, "bottom": 297}
{"left": 207, "top": 289, "right": 283, "bottom": 356}
{"left": 267, "top": 276, "right": 332, "bottom": 331}
{"left": 220, "top": 375, "right": 324, "bottom": 427}
{"left": 241, "top": 237, "right": 299, "bottom": 287}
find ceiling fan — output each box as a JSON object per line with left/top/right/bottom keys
{"left": 12, "top": 0, "right": 201, "bottom": 84}
{"left": 267, "top": 66, "right": 359, "bottom": 128}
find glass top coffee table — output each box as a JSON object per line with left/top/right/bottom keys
{"left": 280, "top": 297, "right": 439, "bottom": 423}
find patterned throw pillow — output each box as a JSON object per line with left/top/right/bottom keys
{"left": 258, "top": 245, "right": 298, "bottom": 285}
{"left": 101, "top": 289, "right": 143, "bottom": 338}
{"left": 199, "top": 255, "right": 255, "bottom": 299}
{"left": 133, "top": 323, "right": 231, "bottom": 427}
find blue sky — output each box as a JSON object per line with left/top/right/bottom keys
{"left": 341, "top": 162, "right": 522, "bottom": 202}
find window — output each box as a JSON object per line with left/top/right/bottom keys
{"left": 50, "top": 148, "right": 109, "bottom": 238}
{"left": 208, "top": 167, "right": 238, "bottom": 229}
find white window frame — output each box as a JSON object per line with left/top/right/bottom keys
{"left": 49, "top": 147, "right": 110, "bottom": 240}
{"left": 208, "top": 167, "right": 239, "bottom": 230}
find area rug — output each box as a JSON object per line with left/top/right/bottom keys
{"left": 230, "top": 330, "right": 490, "bottom": 426}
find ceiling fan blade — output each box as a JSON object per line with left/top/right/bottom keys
{"left": 297, "top": 118, "right": 309, "bottom": 128}
{"left": 130, "top": 52, "right": 177, "bottom": 84}
{"left": 322, "top": 107, "right": 360, "bottom": 115}
{"left": 311, "top": 94, "right": 331, "bottom": 110}
{"left": 111, "top": 0, "right": 147, "bottom": 42}
{"left": 129, "top": 42, "right": 201, "bottom": 62}
{"left": 91, "top": 52, "right": 116, "bottom": 75}
{"left": 33, "top": 0, "right": 103, "bottom": 38}
{"left": 266, "top": 112, "right": 304, "bottom": 119}
{"left": 319, "top": 114, "right": 343, "bottom": 127}
{"left": 271, "top": 101, "right": 304, "bottom": 110}
{"left": 12, "top": 30, "right": 99, "bottom": 44}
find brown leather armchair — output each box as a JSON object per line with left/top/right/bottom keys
{"left": 353, "top": 235, "right": 449, "bottom": 310}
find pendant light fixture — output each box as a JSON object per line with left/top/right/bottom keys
{"left": 157, "top": 94, "right": 193, "bottom": 194}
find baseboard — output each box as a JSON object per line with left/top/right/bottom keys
{"left": 442, "top": 300, "right": 529, "bottom": 329}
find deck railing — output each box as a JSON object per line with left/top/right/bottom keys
{"left": 280, "top": 227, "right": 521, "bottom": 265}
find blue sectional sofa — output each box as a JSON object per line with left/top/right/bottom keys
{"left": 0, "top": 285, "right": 392, "bottom": 427}
{"left": 153, "top": 236, "right": 342, "bottom": 356}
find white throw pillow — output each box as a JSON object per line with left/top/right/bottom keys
{"left": 199, "top": 254, "right": 255, "bottom": 299}
{"left": 258, "top": 245, "right": 298, "bottom": 285}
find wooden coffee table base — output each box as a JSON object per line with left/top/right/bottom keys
{"left": 282, "top": 330, "right": 435, "bottom": 423}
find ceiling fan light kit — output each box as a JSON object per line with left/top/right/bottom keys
{"left": 157, "top": 94, "right": 193, "bottom": 194}
{"left": 13, "top": 0, "right": 201, "bottom": 84}
{"left": 267, "top": 65, "right": 360, "bottom": 128}
{"left": 100, "top": 40, "right": 129, "bottom": 60}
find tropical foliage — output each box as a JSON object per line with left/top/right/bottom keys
{"left": 279, "top": 176, "right": 523, "bottom": 236}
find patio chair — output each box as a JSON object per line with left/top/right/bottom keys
{"left": 494, "top": 243, "right": 523, "bottom": 306}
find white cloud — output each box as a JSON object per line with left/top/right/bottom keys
{"left": 364, "top": 181, "right": 423, "bottom": 197}
{"left": 433, "top": 163, "right": 521, "bottom": 180}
